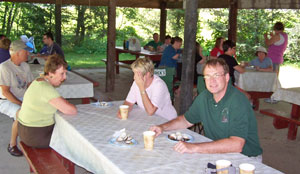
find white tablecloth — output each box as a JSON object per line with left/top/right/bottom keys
{"left": 272, "top": 87, "right": 300, "bottom": 105}
{"left": 50, "top": 101, "right": 282, "bottom": 174}
{"left": 235, "top": 69, "right": 278, "bottom": 92}
{"left": 29, "top": 64, "right": 94, "bottom": 98}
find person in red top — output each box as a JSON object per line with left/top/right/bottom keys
{"left": 210, "top": 37, "right": 224, "bottom": 59}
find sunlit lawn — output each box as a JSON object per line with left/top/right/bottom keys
{"left": 65, "top": 52, "right": 136, "bottom": 69}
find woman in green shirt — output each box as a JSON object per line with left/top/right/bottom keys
{"left": 17, "top": 54, "right": 77, "bottom": 148}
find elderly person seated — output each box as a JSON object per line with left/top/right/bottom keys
{"left": 246, "top": 46, "right": 273, "bottom": 72}
{"left": 117, "top": 57, "right": 177, "bottom": 120}
{"left": 128, "top": 37, "right": 141, "bottom": 52}
{"left": 0, "top": 38, "right": 11, "bottom": 64}
{"left": 17, "top": 54, "right": 77, "bottom": 148}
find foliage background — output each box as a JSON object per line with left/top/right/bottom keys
{"left": 0, "top": 2, "right": 299, "bottom": 68}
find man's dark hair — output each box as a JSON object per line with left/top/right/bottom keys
{"left": 44, "top": 32, "right": 54, "bottom": 41}
{"left": 171, "top": 36, "right": 182, "bottom": 44}
{"left": 165, "top": 35, "right": 171, "bottom": 40}
{"left": 273, "top": 22, "right": 284, "bottom": 31}
{"left": 222, "top": 40, "right": 236, "bottom": 52}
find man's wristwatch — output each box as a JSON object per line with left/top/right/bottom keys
{"left": 141, "top": 90, "right": 146, "bottom": 95}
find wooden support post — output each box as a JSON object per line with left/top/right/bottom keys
{"left": 179, "top": 0, "right": 198, "bottom": 115}
{"left": 160, "top": 1, "right": 167, "bottom": 43}
{"left": 228, "top": 0, "right": 238, "bottom": 43}
{"left": 106, "top": 0, "right": 116, "bottom": 92}
{"left": 55, "top": 1, "right": 62, "bottom": 46}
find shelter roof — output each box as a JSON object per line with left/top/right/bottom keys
{"left": 3, "top": 0, "right": 300, "bottom": 9}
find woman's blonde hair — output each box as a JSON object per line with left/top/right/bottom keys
{"left": 130, "top": 57, "right": 154, "bottom": 76}
{"left": 0, "top": 38, "right": 11, "bottom": 50}
{"left": 44, "top": 54, "right": 68, "bottom": 75}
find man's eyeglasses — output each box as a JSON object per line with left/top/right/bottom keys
{"left": 203, "top": 73, "right": 225, "bottom": 80}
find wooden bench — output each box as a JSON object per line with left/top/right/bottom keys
{"left": 260, "top": 109, "right": 300, "bottom": 140}
{"left": 101, "top": 58, "right": 131, "bottom": 70}
{"left": 19, "top": 141, "right": 74, "bottom": 174}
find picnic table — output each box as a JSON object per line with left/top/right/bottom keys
{"left": 29, "top": 64, "right": 94, "bottom": 104}
{"left": 260, "top": 87, "right": 300, "bottom": 140}
{"left": 235, "top": 68, "right": 279, "bottom": 110}
{"left": 115, "top": 46, "right": 162, "bottom": 73}
{"left": 50, "top": 101, "right": 282, "bottom": 174}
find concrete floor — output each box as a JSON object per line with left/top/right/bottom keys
{"left": 1, "top": 67, "right": 300, "bottom": 174}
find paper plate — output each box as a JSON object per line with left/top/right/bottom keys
{"left": 167, "top": 133, "right": 194, "bottom": 143}
{"left": 108, "top": 137, "right": 138, "bottom": 147}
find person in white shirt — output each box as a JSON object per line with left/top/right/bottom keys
{"left": 128, "top": 37, "right": 141, "bottom": 52}
{"left": 0, "top": 40, "right": 33, "bottom": 156}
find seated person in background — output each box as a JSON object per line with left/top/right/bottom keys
{"left": 150, "top": 59, "right": 263, "bottom": 161}
{"left": 0, "top": 38, "right": 11, "bottom": 64}
{"left": 247, "top": 46, "right": 273, "bottom": 72}
{"left": 218, "top": 40, "right": 245, "bottom": 85}
{"left": 117, "top": 57, "right": 177, "bottom": 121}
{"left": 128, "top": 37, "right": 141, "bottom": 52}
{"left": 144, "top": 33, "right": 163, "bottom": 51}
{"left": 0, "top": 40, "right": 34, "bottom": 156}
{"left": 159, "top": 36, "right": 182, "bottom": 68}
{"left": 195, "top": 42, "right": 206, "bottom": 84}
{"left": 210, "top": 37, "right": 224, "bottom": 59}
{"left": 158, "top": 35, "right": 172, "bottom": 52}
{"left": 18, "top": 55, "right": 77, "bottom": 148}
{"left": 36, "top": 32, "right": 65, "bottom": 62}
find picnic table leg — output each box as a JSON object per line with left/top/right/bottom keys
{"left": 287, "top": 104, "right": 300, "bottom": 140}
{"left": 81, "top": 98, "right": 90, "bottom": 104}
{"left": 53, "top": 150, "right": 75, "bottom": 174}
{"left": 252, "top": 98, "right": 259, "bottom": 111}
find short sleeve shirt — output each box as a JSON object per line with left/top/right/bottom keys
{"left": 249, "top": 57, "right": 273, "bottom": 69}
{"left": 210, "top": 47, "right": 224, "bottom": 57}
{"left": 145, "top": 40, "right": 163, "bottom": 50}
{"left": 218, "top": 54, "right": 238, "bottom": 85}
{"left": 126, "top": 75, "right": 177, "bottom": 120}
{"left": 184, "top": 85, "right": 263, "bottom": 157}
{"left": 18, "top": 80, "right": 61, "bottom": 127}
{"left": 159, "top": 45, "right": 181, "bottom": 68}
{"left": 0, "top": 59, "right": 33, "bottom": 99}
{"left": 46, "top": 42, "right": 65, "bottom": 59}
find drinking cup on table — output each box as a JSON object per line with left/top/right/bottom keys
{"left": 216, "top": 160, "right": 231, "bottom": 174}
{"left": 119, "top": 105, "right": 129, "bottom": 120}
{"left": 239, "top": 163, "right": 255, "bottom": 174}
{"left": 240, "top": 61, "right": 246, "bottom": 67}
{"left": 143, "top": 131, "right": 155, "bottom": 150}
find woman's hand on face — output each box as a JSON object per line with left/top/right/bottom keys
{"left": 134, "top": 71, "right": 145, "bottom": 90}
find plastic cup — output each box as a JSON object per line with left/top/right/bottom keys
{"left": 216, "top": 160, "right": 231, "bottom": 174}
{"left": 239, "top": 163, "right": 255, "bottom": 174}
{"left": 143, "top": 131, "right": 155, "bottom": 150}
{"left": 119, "top": 105, "right": 129, "bottom": 120}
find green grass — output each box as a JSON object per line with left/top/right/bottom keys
{"left": 65, "top": 51, "right": 300, "bottom": 70}
{"left": 65, "top": 52, "right": 136, "bottom": 69}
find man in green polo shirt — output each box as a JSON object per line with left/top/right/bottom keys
{"left": 144, "top": 33, "right": 163, "bottom": 51}
{"left": 150, "top": 59, "right": 262, "bottom": 160}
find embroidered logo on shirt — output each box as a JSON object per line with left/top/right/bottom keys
{"left": 221, "top": 108, "right": 229, "bottom": 123}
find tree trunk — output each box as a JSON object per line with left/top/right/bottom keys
{"left": 106, "top": 0, "right": 116, "bottom": 92}
{"left": 75, "top": 5, "right": 87, "bottom": 46}
{"left": 179, "top": 0, "right": 199, "bottom": 115}
{"left": 9, "top": 3, "right": 19, "bottom": 35}
{"left": 55, "top": 2, "right": 62, "bottom": 46}
{"left": 2, "top": 3, "right": 9, "bottom": 33}
{"left": 6, "top": 3, "right": 15, "bottom": 36}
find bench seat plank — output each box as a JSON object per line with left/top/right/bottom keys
{"left": 19, "top": 142, "right": 70, "bottom": 174}
{"left": 260, "top": 109, "right": 300, "bottom": 140}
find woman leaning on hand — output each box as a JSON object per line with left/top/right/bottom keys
{"left": 17, "top": 54, "right": 77, "bottom": 148}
